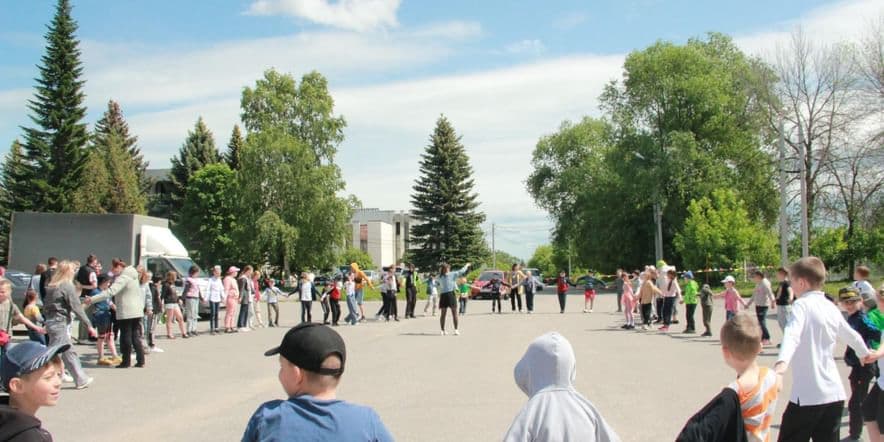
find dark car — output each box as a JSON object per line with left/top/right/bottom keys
{"left": 575, "top": 275, "right": 608, "bottom": 290}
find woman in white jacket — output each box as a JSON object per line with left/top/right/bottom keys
{"left": 504, "top": 332, "right": 620, "bottom": 442}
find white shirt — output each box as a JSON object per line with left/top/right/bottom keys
{"left": 206, "top": 276, "right": 224, "bottom": 303}
{"left": 777, "top": 291, "right": 871, "bottom": 405}
{"left": 300, "top": 282, "right": 313, "bottom": 302}
{"left": 346, "top": 281, "right": 355, "bottom": 296}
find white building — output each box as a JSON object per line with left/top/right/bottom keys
{"left": 351, "top": 208, "right": 416, "bottom": 270}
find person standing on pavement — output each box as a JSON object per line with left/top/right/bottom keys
{"left": 43, "top": 261, "right": 96, "bottom": 388}
{"left": 523, "top": 270, "right": 537, "bottom": 314}
{"left": 403, "top": 263, "right": 418, "bottom": 319}
{"left": 774, "top": 267, "right": 793, "bottom": 340}
{"left": 139, "top": 268, "right": 162, "bottom": 353}
{"left": 745, "top": 270, "right": 776, "bottom": 347}
{"left": 237, "top": 266, "right": 254, "bottom": 332}
{"left": 349, "top": 263, "right": 374, "bottom": 322}
{"left": 438, "top": 262, "right": 470, "bottom": 335}
{"left": 299, "top": 272, "right": 317, "bottom": 324}
{"left": 206, "top": 265, "right": 224, "bottom": 334}
{"left": 344, "top": 272, "right": 359, "bottom": 326}
{"left": 775, "top": 257, "right": 872, "bottom": 441}
{"left": 87, "top": 258, "right": 146, "bottom": 369}
{"left": 161, "top": 271, "right": 187, "bottom": 340}
{"left": 183, "top": 265, "right": 202, "bottom": 336}
{"left": 699, "top": 284, "right": 715, "bottom": 337}
{"left": 508, "top": 264, "right": 526, "bottom": 313}
{"left": 680, "top": 271, "right": 699, "bottom": 334}
{"left": 658, "top": 269, "right": 682, "bottom": 333}
{"left": 38, "top": 257, "right": 58, "bottom": 303}
{"left": 263, "top": 278, "right": 283, "bottom": 327}
{"left": 556, "top": 271, "right": 577, "bottom": 314}
{"left": 614, "top": 269, "right": 625, "bottom": 313}
{"left": 223, "top": 267, "right": 240, "bottom": 333}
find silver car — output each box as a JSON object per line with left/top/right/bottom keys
{"left": 5, "top": 270, "right": 35, "bottom": 307}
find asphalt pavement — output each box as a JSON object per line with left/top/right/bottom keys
{"left": 28, "top": 290, "right": 864, "bottom": 441}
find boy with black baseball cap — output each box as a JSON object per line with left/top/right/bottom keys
{"left": 241, "top": 323, "right": 393, "bottom": 441}
{"left": 0, "top": 341, "right": 69, "bottom": 441}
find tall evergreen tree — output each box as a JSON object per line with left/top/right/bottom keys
{"left": 20, "top": 0, "right": 89, "bottom": 212}
{"left": 225, "top": 124, "right": 244, "bottom": 171}
{"left": 0, "top": 140, "right": 31, "bottom": 263}
{"left": 410, "top": 116, "right": 488, "bottom": 270}
{"left": 165, "top": 117, "right": 220, "bottom": 220}
{"left": 94, "top": 100, "right": 148, "bottom": 190}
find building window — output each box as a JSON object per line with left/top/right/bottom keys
{"left": 395, "top": 222, "right": 401, "bottom": 236}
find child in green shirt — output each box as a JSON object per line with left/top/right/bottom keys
{"left": 681, "top": 271, "right": 700, "bottom": 334}
{"left": 457, "top": 277, "right": 470, "bottom": 315}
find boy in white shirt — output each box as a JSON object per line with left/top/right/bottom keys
{"left": 774, "top": 256, "right": 871, "bottom": 441}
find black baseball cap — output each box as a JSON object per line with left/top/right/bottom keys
{"left": 264, "top": 323, "right": 346, "bottom": 376}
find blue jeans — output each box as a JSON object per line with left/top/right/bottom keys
{"left": 458, "top": 298, "right": 467, "bottom": 315}
{"left": 345, "top": 295, "right": 359, "bottom": 324}
{"left": 28, "top": 329, "right": 46, "bottom": 345}
{"left": 238, "top": 302, "right": 250, "bottom": 328}
{"left": 355, "top": 288, "right": 365, "bottom": 305}
{"left": 726, "top": 310, "right": 736, "bottom": 321}
{"left": 209, "top": 302, "right": 220, "bottom": 331}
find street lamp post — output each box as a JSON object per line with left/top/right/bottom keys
{"left": 634, "top": 151, "right": 664, "bottom": 262}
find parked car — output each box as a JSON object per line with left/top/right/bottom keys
{"left": 575, "top": 275, "right": 608, "bottom": 290}
{"left": 363, "top": 270, "right": 380, "bottom": 283}
{"left": 5, "top": 270, "right": 34, "bottom": 307}
{"left": 470, "top": 270, "right": 505, "bottom": 299}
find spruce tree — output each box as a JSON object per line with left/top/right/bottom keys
{"left": 165, "top": 117, "right": 220, "bottom": 220}
{"left": 410, "top": 116, "right": 488, "bottom": 270}
{"left": 20, "top": 0, "right": 89, "bottom": 212}
{"left": 0, "top": 141, "right": 31, "bottom": 263}
{"left": 94, "top": 100, "right": 148, "bottom": 190}
{"left": 104, "top": 132, "right": 146, "bottom": 214}
{"left": 225, "top": 124, "right": 244, "bottom": 171}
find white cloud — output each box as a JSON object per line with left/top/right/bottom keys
{"left": 245, "top": 0, "right": 401, "bottom": 32}
{"left": 410, "top": 20, "right": 483, "bottom": 40}
{"left": 504, "top": 39, "right": 546, "bottom": 56}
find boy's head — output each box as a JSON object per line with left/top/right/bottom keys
{"left": 855, "top": 265, "right": 871, "bottom": 281}
{"left": 776, "top": 267, "right": 788, "bottom": 282}
{"left": 0, "top": 279, "right": 11, "bottom": 303}
{"left": 751, "top": 270, "right": 765, "bottom": 282}
{"left": 97, "top": 274, "right": 112, "bottom": 290}
{"left": 2, "top": 342, "right": 68, "bottom": 410}
{"left": 683, "top": 271, "right": 694, "bottom": 281}
{"left": 265, "top": 323, "right": 346, "bottom": 398}
{"left": 720, "top": 311, "right": 762, "bottom": 370}
{"left": 789, "top": 256, "right": 827, "bottom": 295}
{"left": 839, "top": 287, "right": 863, "bottom": 314}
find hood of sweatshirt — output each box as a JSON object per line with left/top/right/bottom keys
{"left": 514, "top": 332, "right": 576, "bottom": 397}
{"left": 0, "top": 396, "right": 46, "bottom": 441}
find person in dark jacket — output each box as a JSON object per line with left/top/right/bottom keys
{"left": 0, "top": 341, "right": 70, "bottom": 442}
{"left": 677, "top": 387, "right": 747, "bottom": 442}
{"left": 403, "top": 263, "right": 418, "bottom": 319}
{"left": 839, "top": 286, "right": 880, "bottom": 440}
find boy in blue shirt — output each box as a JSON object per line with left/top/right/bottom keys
{"left": 242, "top": 323, "right": 394, "bottom": 442}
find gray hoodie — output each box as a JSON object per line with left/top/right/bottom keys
{"left": 504, "top": 332, "right": 620, "bottom": 442}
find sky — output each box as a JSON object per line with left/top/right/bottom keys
{"left": 0, "top": 0, "right": 880, "bottom": 261}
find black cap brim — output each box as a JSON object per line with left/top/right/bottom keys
{"left": 264, "top": 347, "right": 281, "bottom": 357}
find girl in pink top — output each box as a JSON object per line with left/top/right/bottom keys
{"left": 716, "top": 275, "right": 745, "bottom": 321}
{"left": 223, "top": 267, "right": 241, "bottom": 333}
{"left": 620, "top": 273, "right": 636, "bottom": 329}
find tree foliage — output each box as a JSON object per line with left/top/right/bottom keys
{"left": 162, "top": 117, "right": 220, "bottom": 220}
{"left": 93, "top": 100, "right": 148, "bottom": 191}
{"left": 0, "top": 141, "right": 31, "bottom": 263}
{"left": 341, "top": 247, "right": 374, "bottom": 272}
{"left": 177, "top": 164, "right": 239, "bottom": 267}
{"left": 225, "top": 124, "right": 244, "bottom": 171}
{"left": 674, "top": 189, "right": 777, "bottom": 270}
{"left": 20, "top": 0, "right": 89, "bottom": 212}
{"left": 410, "top": 116, "right": 488, "bottom": 270}
{"left": 240, "top": 70, "right": 346, "bottom": 164}
{"left": 529, "top": 34, "right": 778, "bottom": 271}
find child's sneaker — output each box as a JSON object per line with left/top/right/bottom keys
{"left": 98, "top": 357, "right": 114, "bottom": 366}
{"left": 440, "top": 330, "right": 447, "bottom": 336}
{"left": 454, "top": 330, "right": 460, "bottom": 336}
{"left": 63, "top": 371, "right": 74, "bottom": 383}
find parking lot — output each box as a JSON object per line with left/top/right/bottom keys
{"left": 32, "top": 291, "right": 861, "bottom": 441}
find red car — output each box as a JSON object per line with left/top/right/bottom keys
{"left": 470, "top": 270, "right": 505, "bottom": 299}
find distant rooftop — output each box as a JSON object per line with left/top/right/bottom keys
{"left": 145, "top": 169, "right": 171, "bottom": 181}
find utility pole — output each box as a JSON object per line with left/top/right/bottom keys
{"left": 491, "top": 222, "right": 496, "bottom": 270}
{"left": 654, "top": 202, "right": 663, "bottom": 262}
{"left": 778, "top": 116, "right": 789, "bottom": 267}
{"left": 798, "top": 122, "right": 809, "bottom": 257}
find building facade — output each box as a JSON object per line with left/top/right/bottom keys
{"left": 350, "top": 208, "right": 416, "bottom": 270}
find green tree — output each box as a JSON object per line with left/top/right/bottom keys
{"left": 104, "top": 133, "right": 146, "bottom": 213}
{"left": 20, "top": 0, "right": 89, "bottom": 212}
{"left": 674, "top": 189, "right": 777, "bottom": 270}
{"left": 225, "top": 124, "right": 244, "bottom": 171}
{"left": 162, "top": 117, "right": 220, "bottom": 220}
{"left": 71, "top": 149, "right": 109, "bottom": 214}
{"left": 341, "top": 247, "right": 374, "bottom": 272}
{"left": 236, "top": 70, "right": 350, "bottom": 272}
{"left": 528, "top": 245, "right": 556, "bottom": 277}
{"left": 237, "top": 129, "right": 349, "bottom": 271}
{"left": 93, "top": 100, "right": 148, "bottom": 191}
{"left": 177, "top": 164, "right": 239, "bottom": 267}
{"left": 410, "top": 116, "right": 488, "bottom": 270}
{"left": 0, "top": 141, "right": 31, "bottom": 262}
{"left": 240, "top": 70, "right": 346, "bottom": 164}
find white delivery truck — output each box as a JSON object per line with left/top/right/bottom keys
{"left": 8, "top": 213, "right": 209, "bottom": 310}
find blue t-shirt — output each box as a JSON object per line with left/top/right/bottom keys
{"left": 242, "top": 395, "right": 394, "bottom": 442}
